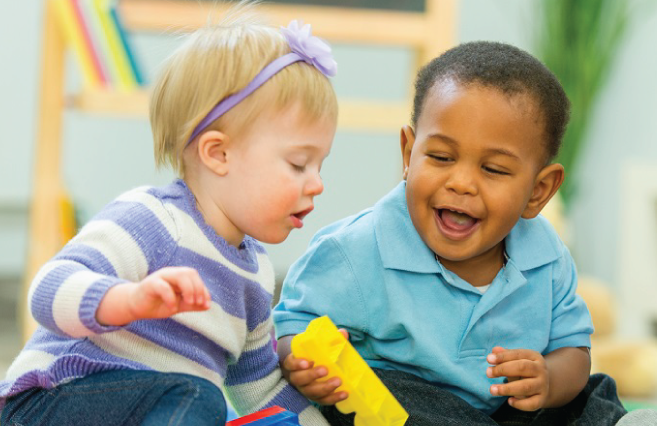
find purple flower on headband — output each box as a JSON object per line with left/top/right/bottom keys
{"left": 281, "top": 20, "right": 337, "bottom": 77}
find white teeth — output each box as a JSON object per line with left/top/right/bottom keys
{"left": 448, "top": 208, "right": 468, "bottom": 216}
{"left": 444, "top": 209, "right": 472, "bottom": 223}
{"left": 452, "top": 214, "right": 470, "bottom": 225}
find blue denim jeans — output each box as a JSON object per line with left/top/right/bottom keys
{"left": 1, "top": 370, "right": 227, "bottom": 426}
{"left": 320, "top": 369, "right": 627, "bottom": 426}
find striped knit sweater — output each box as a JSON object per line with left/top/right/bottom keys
{"left": 0, "top": 180, "right": 327, "bottom": 425}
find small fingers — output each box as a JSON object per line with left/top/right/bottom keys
{"left": 152, "top": 277, "right": 178, "bottom": 310}
{"left": 491, "top": 346, "right": 506, "bottom": 355}
{"left": 283, "top": 354, "right": 314, "bottom": 372}
{"left": 507, "top": 395, "right": 544, "bottom": 412}
{"left": 487, "top": 348, "right": 541, "bottom": 365}
{"left": 338, "top": 328, "right": 349, "bottom": 341}
{"left": 203, "top": 284, "right": 212, "bottom": 308}
{"left": 487, "top": 359, "right": 540, "bottom": 379}
{"left": 315, "top": 389, "right": 349, "bottom": 406}
{"left": 187, "top": 268, "right": 211, "bottom": 307}
{"left": 160, "top": 267, "right": 209, "bottom": 310}
{"left": 177, "top": 274, "right": 196, "bottom": 305}
{"left": 290, "top": 366, "right": 329, "bottom": 387}
{"left": 299, "top": 376, "right": 344, "bottom": 401}
{"left": 490, "top": 378, "right": 541, "bottom": 398}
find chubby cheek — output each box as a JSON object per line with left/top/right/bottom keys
{"left": 406, "top": 173, "right": 438, "bottom": 213}
{"left": 406, "top": 181, "right": 435, "bottom": 235}
{"left": 257, "top": 176, "right": 301, "bottom": 217}
{"left": 486, "top": 187, "right": 530, "bottom": 224}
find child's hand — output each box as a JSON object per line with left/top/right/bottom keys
{"left": 97, "top": 267, "right": 211, "bottom": 326}
{"left": 486, "top": 346, "right": 549, "bottom": 411}
{"left": 129, "top": 267, "right": 211, "bottom": 320}
{"left": 281, "top": 329, "right": 350, "bottom": 405}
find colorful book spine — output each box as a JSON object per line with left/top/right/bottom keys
{"left": 71, "top": 0, "right": 108, "bottom": 86}
{"left": 52, "top": 0, "right": 102, "bottom": 88}
{"left": 94, "top": 0, "right": 136, "bottom": 91}
{"left": 109, "top": 1, "right": 145, "bottom": 86}
{"left": 79, "top": 0, "right": 116, "bottom": 87}
{"left": 88, "top": 0, "right": 120, "bottom": 87}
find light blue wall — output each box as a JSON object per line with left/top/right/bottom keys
{"left": 0, "top": 2, "right": 41, "bottom": 275}
{"left": 1, "top": 0, "right": 656, "bottom": 290}
{"left": 568, "top": 4, "right": 657, "bottom": 288}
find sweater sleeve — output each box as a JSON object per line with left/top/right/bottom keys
{"left": 222, "top": 315, "right": 328, "bottom": 426}
{"left": 27, "top": 188, "right": 179, "bottom": 338}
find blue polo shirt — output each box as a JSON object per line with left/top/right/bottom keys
{"left": 273, "top": 181, "right": 593, "bottom": 414}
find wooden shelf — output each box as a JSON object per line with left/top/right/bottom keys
{"left": 69, "top": 89, "right": 151, "bottom": 117}
{"left": 119, "top": 0, "right": 457, "bottom": 66}
{"left": 71, "top": 89, "right": 410, "bottom": 132}
{"left": 122, "top": 0, "right": 445, "bottom": 48}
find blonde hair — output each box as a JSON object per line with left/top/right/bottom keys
{"left": 150, "top": 3, "right": 339, "bottom": 176}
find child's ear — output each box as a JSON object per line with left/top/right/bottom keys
{"left": 521, "top": 163, "right": 565, "bottom": 219}
{"left": 197, "top": 130, "right": 230, "bottom": 176}
{"left": 400, "top": 125, "right": 415, "bottom": 180}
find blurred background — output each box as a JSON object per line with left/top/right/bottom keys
{"left": 1, "top": 0, "right": 656, "bottom": 409}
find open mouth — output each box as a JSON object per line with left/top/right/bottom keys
{"left": 291, "top": 206, "right": 314, "bottom": 228}
{"left": 435, "top": 208, "right": 480, "bottom": 239}
{"left": 293, "top": 206, "right": 313, "bottom": 221}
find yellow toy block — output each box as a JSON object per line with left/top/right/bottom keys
{"left": 291, "top": 316, "right": 409, "bottom": 426}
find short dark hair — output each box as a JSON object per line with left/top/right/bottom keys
{"left": 412, "top": 41, "right": 570, "bottom": 162}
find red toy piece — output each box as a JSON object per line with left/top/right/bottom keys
{"left": 226, "top": 406, "right": 287, "bottom": 426}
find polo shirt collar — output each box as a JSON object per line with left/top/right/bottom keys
{"left": 374, "top": 181, "right": 441, "bottom": 274}
{"left": 505, "top": 216, "right": 561, "bottom": 271}
{"left": 373, "top": 181, "right": 561, "bottom": 274}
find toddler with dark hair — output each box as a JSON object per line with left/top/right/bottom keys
{"left": 274, "top": 41, "right": 627, "bottom": 425}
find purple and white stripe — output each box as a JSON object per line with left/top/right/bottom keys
{"left": 0, "top": 180, "right": 327, "bottom": 425}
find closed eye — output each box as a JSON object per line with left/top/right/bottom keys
{"left": 483, "top": 166, "right": 509, "bottom": 175}
{"left": 290, "top": 163, "right": 306, "bottom": 172}
{"left": 428, "top": 154, "right": 453, "bottom": 163}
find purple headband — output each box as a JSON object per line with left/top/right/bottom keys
{"left": 188, "top": 20, "right": 337, "bottom": 144}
